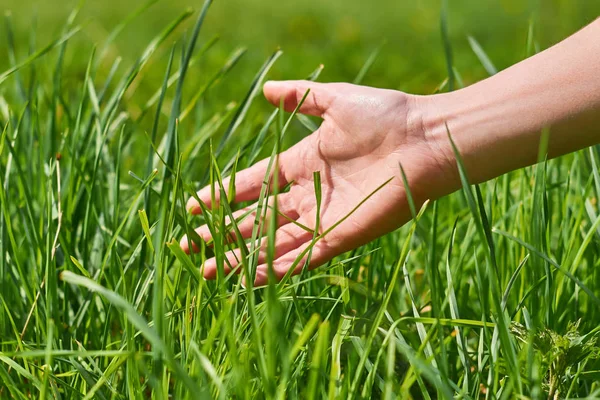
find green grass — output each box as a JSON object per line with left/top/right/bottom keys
{"left": 2, "top": 0, "right": 600, "bottom": 398}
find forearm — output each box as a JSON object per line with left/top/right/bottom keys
{"left": 421, "top": 18, "right": 600, "bottom": 193}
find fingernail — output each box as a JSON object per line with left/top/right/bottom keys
{"left": 185, "top": 198, "right": 198, "bottom": 213}
{"left": 264, "top": 80, "right": 281, "bottom": 88}
{"left": 179, "top": 235, "right": 188, "bottom": 248}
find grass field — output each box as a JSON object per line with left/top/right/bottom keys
{"left": 2, "top": 0, "right": 600, "bottom": 398}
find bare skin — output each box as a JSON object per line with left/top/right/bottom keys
{"left": 182, "top": 18, "right": 600, "bottom": 286}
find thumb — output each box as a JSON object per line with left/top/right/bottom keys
{"left": 263, "top": 80, "right": 334, "bottom": 117}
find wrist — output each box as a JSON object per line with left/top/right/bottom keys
{"left": 417, "top": 84, "right": 530, "bottom": 192}
{"left": 409, "top": 92, "right": 462, "bottom": 198}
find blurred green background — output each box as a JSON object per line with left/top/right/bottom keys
{"left": 3, "top": 0, "right": 598, "bottom": 173}
{"left": 3, "top": 0, "right": 599, "bottom": 96}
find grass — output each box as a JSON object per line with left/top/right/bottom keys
{"left": 1, "top": 0, "right": 600, "bottom": 398}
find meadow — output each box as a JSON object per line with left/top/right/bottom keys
{"left": 1, "top": 0, "right": 600, "bottom": 398}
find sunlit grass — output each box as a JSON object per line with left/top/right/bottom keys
{"left": 1, "top": 1, "right": 600, "bottom": 398}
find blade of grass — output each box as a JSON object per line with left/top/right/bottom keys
{"left": 60, "top": 271, "right": 205, "bottom": 396}
{"left": 446, "top": 124, "right": 521, "bottom": 390}
{"left": 467, "top": 36, "right": 497, "bottom": 75}
{"left": 353, "top": 41, "right": 385, "bottom": 84}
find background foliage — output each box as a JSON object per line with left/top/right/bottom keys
{"left": 1, "top": 0, "right": 600, "bottom": 398}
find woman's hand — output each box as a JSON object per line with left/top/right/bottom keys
{"left": 180, "top": 81, "right": 455, "bottom": 286}
{"left": 180, "top": 20, "right": 600, "bottom": 286}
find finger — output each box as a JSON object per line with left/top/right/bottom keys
{"left": 203, "top": 223, "right": 313, "bottom": 280}
{"left": 202, "top": 246, "right": 247, "bottom": 280}
{"left": 180, "top": 207, "right": 249, "bottom": 254}
{"left": 186, "top": 156, "right": 290, "bottom": 215}
{"left": 249, "top": 240, "right": 334, "bottom": 287}
{"left": 263, "top": 80, "right": 334, "bottom": 117}
{"left": 225, "top": 197, "right": 299, "bottom": 245}
{"left": 180, "top": 194, "right": 299, "bottom": 253}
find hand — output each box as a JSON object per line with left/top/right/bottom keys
{"left": 181, "top": 80, "right": 455, "bottom": 286}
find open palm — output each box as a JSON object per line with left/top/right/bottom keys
{"left": 181, "top": 81, "right": 453, "bottom": 286}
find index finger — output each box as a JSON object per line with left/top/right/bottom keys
{"left": 186, "top": 155, "right": 290, "bottom": 214}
